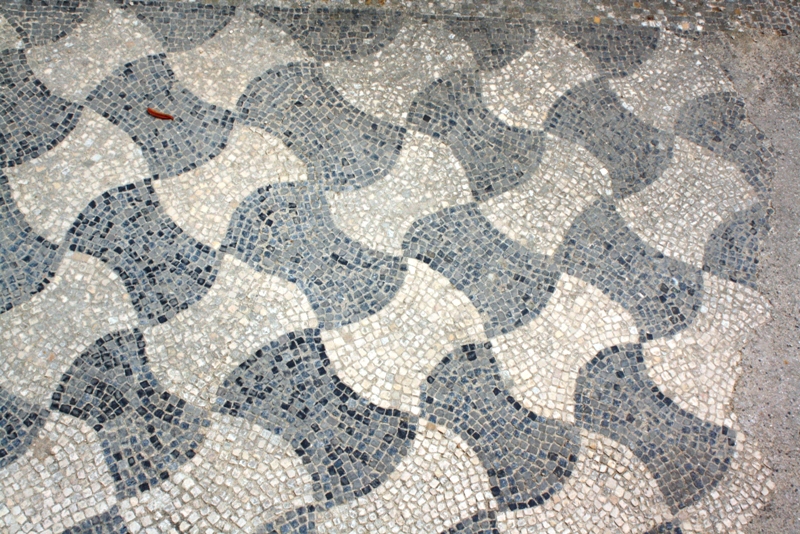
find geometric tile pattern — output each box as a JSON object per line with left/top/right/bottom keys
{"left": 0, "top": 2, "right": 780, "bottom": 532}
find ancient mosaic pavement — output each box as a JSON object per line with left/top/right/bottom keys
{"left": 0, "top": 1, "right": 779, "bottom": 533}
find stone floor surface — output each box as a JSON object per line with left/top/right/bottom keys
{"left": 0, "top": 1, "right": 798, "bottom": 533}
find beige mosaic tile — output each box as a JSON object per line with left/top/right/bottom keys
{"left": 26, "top": 3, "right": 163, "bottom": 102}
{"left": 0, "top": 14, "right": 21, "bottom": 52}
{"left": 153, "top": 123, "right": 307, "bottom": 249}
{"left": 6, "top": 108, "right": 149, "bottom": 244}
{"left": 0, "top": 252, "right": 136, "bottom": 407}
{"left": 608, "top": 32, "right": 734, "bottom": 132}
{"left": 481, "top": 26, "right": 596, "bottom": 131}
{"left": 0, "top": 412, "right": 118, "bottom": 533}
{"left": 322, "top": 19, "right": 475, "bottom": 124}
{"left": 327, "top": 131, "right": 471, "bottom": 256}
{"left": 491, "top": 274, "right": 639, "bottom": 424}
{"left": 144, "top": 255, "right": 317, "bottom": 410}
{"left": 321, "top": 258, "right": 486, "bottom": 415}
{"left": 168, "top": 8, "right": 311, "bottom": 111}
{"left": 617, "top": 137, "right": 757, "bottom": 268}
{"left": 480, "top": 134, "right": 611, "bottom": 256}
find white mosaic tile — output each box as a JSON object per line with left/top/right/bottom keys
{"left": 0, "top": 252, "right": 136, "bottom": 407}
{"left": 144, "top": 255, "right": 317, "bottom": 410}
{"left": 7, "top": 108, "right": 149, "bottom": 244}
{"left": 153, "top": 123, "right": 307, "bottom": 249}
{"left": 327, "top": 131, "right": 471, "bottom": 256}
{"left": 617, "top": 137, "right": 757, "bottom": 268}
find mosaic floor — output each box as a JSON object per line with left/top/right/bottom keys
{"left": 0, "top": 1, "right": 782, "bottom": 533}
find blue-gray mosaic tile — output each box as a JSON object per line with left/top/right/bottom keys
{"left": 441, "top": 16, "right": 536, "bottom": 71}
{"left": 441, "top": 510, "right": 499, "bottom": 534}
{"left": 251, "top": 6, "right": 404, "bottom": 61}
{"left": 61, "top": 507, "right": 128, "bottom": 534}
{"left": 704, "top": 202, "right": 770, "bottom": 290}
{"left": 115, "top": 1, "right": 236, "bottom": 53}
{"left": 675, "top": 92, "right": 775, "bottom": 199}
{"left": 645, "top": 521, "right": 684, "bottom": 534}
{"left": 545, "top": 78, "right": 674, "bottom": 199}
{"left": 258, "top": 506, "right": 316, "bottom": 534}
{"left": 557, "top": 198, "right": 702, "bottom": 340}
{"left": 0, "top": 48, "right": 83, "bottom": 169}
{"left": 0, "top": 0, "right": 93, "bottom": 47}
{"left": 237, "top": 63, "right": 405, "bottom": 191}
{"left": 574, "top": 344, "right": 735, "bottom": 512}
{"left": 554, "top": 22, "right": 660, "bottom": 78}
{"left": 0, "top": 172, "right": 64, "bottom": 314}
{"left": 216, "top": 329, "right": 416, "bottom": 506}
{"left": 421, "top": 343, "right": 580, "bottom": 511}
{"left": 406, "top": 71, "right": 545, "bottom": 201}
{"left": 222, "top": 182, "right": 407, "bottom": 329}
{"left": 67, "top": 182, "right": 219, "bottom": 326}
{"left": 51, "top": 329, "right": 209, "bottom": 500}
{"left": 85, "top": 53, "right": 235, "bottom": 181}
{"left": 402, "top": 204, "right": 558, "bottom": 338}
{"left": 0, "top": 386, "right": 48, "bottom": 469}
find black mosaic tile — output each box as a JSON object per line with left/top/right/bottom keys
{"left": 51, "top": 329, "right": 209, "bottom": 500}
{"left": 0, "top": 172, "right": 64, "bottom": 314}
{"left": 61, "top": 507, "right": 128, "bottom": 534}
{"left": 441, "top": 510, "right": 499, "bottom": 534}
{"left": 222, "top": 182, "right": 407, "bottom": 329}
{"left": 545, "top": 78, "right": 674, "bottom": 199}
{"left": 85, "top": 54, "right": 234, "bottom": 181}
{"left": 0, "top": 48, "right": 83, "bottom": 169}
{"left": 554, "top": 22, "right": 660, "bottom": 78}
{"left": 675, "top": 92, "right": 775, "bottom": 198}
{"left": 645, "top": 521, "right": 683, "bottom": 534}
{"left": 67, "top": 182, "right": 219, "bottom": 326}
{"left": 251, "top": 6, "right": 404, "bottom": 61}
{"left": 422, "top": 343, "right": 580, "bottom": 511}
{"left": 704, "top": 203, "right": 770, "bottom": 290}
{"left": 0, "top": 386, "right": 48, "bottom": 469}
{"left": 402, "top": 204, "right": 558, "bottom": 338}
{"left": 216, "top": 329, "right": 416, "bottom": 506}
{"left": 441, "top": 16, "right": 536, "bottom": 71}
{"left": 237, "top": 63, "right": 405, "bottom": 191}
{"left": 557, "top": 198, "right": 702, "bottom": 340}
{"left": 115, "top": 1, "right": 235, "bottom": 53}
{"left": 0, "top": 0, "right": 93, "bottom": 47}
{"left": 258, "top": 506, "right": 316, "bottom": 534}
{"left": 574, "top": 344, "right": 735, "bottom": 512}
{"left": 407, "top": 71, "right": 545, "bottom": 201}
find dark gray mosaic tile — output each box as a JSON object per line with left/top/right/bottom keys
{"left": 704, "top": 203, "right": 770, "bottom": 290}
{"left": 422, "top": 343, "right": 579, "bottom": 511}
{"left": 557, "top": 198, "right": 702, "bottom": 340}
{"left": 553, "top": 22, "right": 660, "bottom": 78}
{"left": 0, "top": 48, "right": 83, "bottom": 169}
{"left": 216, "top": 329, "right": 416, "bottom": 506}
{"left": 51, "top": 329, "right": 209, "bottom": 500}
{"left": 258, "top": 506, "right": 316, "bottom": 534}
{"left": 85, "top": 53, "right": 234, "bottom": 181}
{"left": 675, "top": 92, "right": 775, "bottom": 198}
{"left": 0, "top": 386, "right": 48, "bottom": 469}
{"left": 0, "top": 172, "right": 64, "bottom": 314}
{"left": 402, "top": 204, "right": 558, "bottom": 338}
{"left": 407, "top": 71, "right": 545, "bottom": 201}
{"left": 67, "top": 182, "right": 219, "bottom": 326}
{"left": 574, "top": 344, "right": 735, "bottom": 512}
{"left": 115, "top": 1, "right": 235, "bottom": 53}
{"left": 545, "top": 78, "right": 674, "bottom": 199}
{"left": 441, "top": 16, "right": 536, "bottom": 71}
{"left": 251, "top": 6, "right": 403, "bottom": 61}
{"left": 645, "top": 521, "right": 683, "bottom": 534}
{"left": 222, "top": 182, "right": 407, "bottom": 330}
{"left": 0, "top": 0, "right": 93, "bottom": 47}
{"left": 441, "top": 510, "right": 499, "bottom": 534}
{"left": 237, "top": 63, "right": 405, "bottom": 191}
{"left": 61, "top": 507, "right": 128, "bottom": 534}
